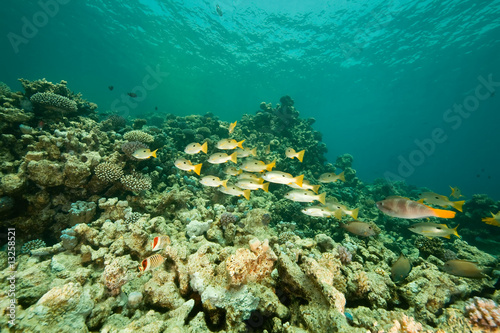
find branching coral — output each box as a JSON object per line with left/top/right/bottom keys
{"left": 120, "top": 172, "right": 152, "bottom": 192}
{"left": 465, "top": 296, "right": 500, "bottom": 329}
{"left": 94, "top": 162, "right": 124, "bottom": 183}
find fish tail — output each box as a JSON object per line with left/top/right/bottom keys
{"left": 242, "top": 189, "right": 251, "bottom": 200}
{"left": 201, "top": 142, "right": 208, "bottom": 154}
{"left": 221, "top": 179, "right": 228, "bottom": 189}
{"left": 266, "top": 160, "right": 276, "bottom": 171}
{"left": 311, "top": 184, "right": 320, "bottom": 194}
{"left": 318, "top": 192, "right": 326, "bottom": 205}
{"left": 482, "top": 216, "right": 500, "bottom": 226}
{"left": 295, "top": 174, "right": 304, "bottom": 188}
{"left": 237, "top": 139, "right": 245, "bottom": 149}
{"left": 452, "top": 200, "right": 465, "bottom": 212}
{"left": 453, "top": 224, "right": 461, "bottom": 238}
{"left": 430, "top": 207, "right": 456, "bottom": 219}
{"left": 230, "top": 152, "right": 238, "bottom": 164}
{"left": 152, "top": 149, "right": 158, "bottom": 158}
{"left": 262, "top": 182, "right": 270, "bottom": 192}
{"left": 250, "top": 147, "right": 257, "bottom": 156}
{"left": 193, "top": 163, "right": 202, "bottom": 176}
{"left": 338, "top": 171, "right": 345, "bottom": 182}
{"left": 297, "top": 150, "right": 305, "bottom": 162}
{"left": 351, "top": 208, "right": 359, "bottom": 220}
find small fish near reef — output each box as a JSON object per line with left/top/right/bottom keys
{"left": 108, "top": 85, "right": 114, "bottom": 91}
{"left": 482, "top": 211, "right": 500, "bottom": 227}
{"left": 219, "top": 184, "right": 251, "bottom": 200}
{"left": 132, "top": 148, "right": 158, "bottom": 160}
{"left": 340, "top": 221, "right": 377, "bottom": 237}
{"left": 174, "top": 158, "right": 202, "bottom": 175}
{"left": 391, "top": 254, "right": 411, "bottom": 283}
{"left": 301, "top": 205, "right": 334, "bottom": 218}
{"left": 418, "top": 192, "right": 465, "bottom": 212}
{"left": 199, "top": 175, "right": 228, "bottom": 188}
{"left": 216, "top": 4, "right": 223, "bottom": 16}
{"left": 228, "top": 121, "right": 237, "bottom": 134}
{"left": 318, "top": 171, "right": 345, "bottom": 183}
{"left": 284, "top": 190, "right": 326, "bottom": 205}
{"left": 216, "top": 138, "right": 245, "bottom": 150}
{"left": 408, "top": 222, "right": 460, "bottom": 239}
{"left": 139, "top": 254, "right": 165, "bottom": 273}
{"left": 184, "top": 142, "right": 208, "bottom": 155}
{"left": 240, "top": 159, "right": 276, "bottom": 173}
{"left": 288, "top": 179, "right": 321, "bottom": 193}
{"left": 376, "top": 196, "right": 456, "bottom": 219}
{"left": 127, "top": 92, "right": 138, "bottom": 98}
{"left": 449, "top": 186, "right": 464, "bottom": 199}
{"left": 207, "top": 152, "right": 238, "bottom": 164}
{"left": 285, "top": 148, "right": 305, "bottom": 162}
{"left": 262, "top": 171, "right": 304, "bottom": 187}
{"left": 442, "top": 259, "right": 489, "bottom": 278}
{"left": 151, "top": 235, "right": 170, "bottom": 251}
{"left": 235, "top": 179, "right": 269, "bottom": 192}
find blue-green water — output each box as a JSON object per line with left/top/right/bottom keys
{"left": 2, "top": 0, "right": 500, "bottom": 199}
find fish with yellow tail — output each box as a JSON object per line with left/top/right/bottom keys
{"left": 340, "top": 220, "right": 377, "bottom": 237}
{"left": 285, "top": 148, "right": 305, "bottom": 162}
{"left": 391, "top": 254, "right": 411, "bottom": 283}
{"left": 284, "top": 190, "right": 326, "bottom": 204}
{"left": 482, "top": 211, "right": 500, "bottom": 227}
{"left": 151, "top": 235, "right": 171, "bottom": 251}
{"left": 207, "top": 152, "right": 238, "bottom": 164}
{"left": 174, "top": 158, "right": 202, "bottom": 175}
{"left": 318, "top": 171, "right": 345, "bottom": 183}
{"left": 184, "top": 142, "right": 207, "bottom": 155}
{"left": 288, "top": 179, "right": 321, "bottom": 193}
{"left": 219, "top": 184, "right": 251, "bottom": 200}
{"left": 301, "top": 206, "right": 334, "bottom": 218}
{"left": 449, "top": 186, "right": 464, "bottom": 199}
{"left": 216, "top": 138, "right": 245, "bottom": 150}
{"left": 132, "top": 148, "right": 158, "bottom": 160}
{"left": 376, "top": 196, "right": 456, "bottom": 219}
{"left": 262, "top": 171, "right": 303, "bottom": 187}
{"left": 139, "top": 254, "right": 165, "bottom": 273}
{"left": 199, "top": 175, "right": 228, "bottom": 188}
{"left": 241, "top": 159, "right": 275, "bottom": 173}
{"left": 418, "top": 192, "right": 465, "bottom": 212}
{"left": 235, "top": 179, "right": 269, "bottom": 192}
{"left": 228, "top": 121, "right": 237, "bottom": 134}
{"left": 237, "top": 172, "right": 262, "bottom": 181}
{"left": 236, "top": 147, "right": 257, "bottom": 158}
{"left": 325, "top": 199, "right": 358, "bottom": 219}
{"left": 408, "top": 222, "right": 460, "bottom": 239}
{"left": 442, "top": 259, "right": 489, "bottom": 278}
{"left": 224, "top": 166, "right": 242, "bottom": 176}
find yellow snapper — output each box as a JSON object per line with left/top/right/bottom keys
{"left": 184, "top": 142, "right": 208, "bottom": 155}
{"left": 219, "top": 184, "right": 251, "bottom": 200}
{"left": 449, "top": 186, "right": 464, "bottom": 199}
{"left": 284, "top": 190, "right": 326, "bottom": 204}
{"left": 236, "top": 147, "right": 257, "bottom": 158}
{"left": 199, "top": 175, "right": 228, "bottom": 188}
{"left": 318, "top": 171, "right": 345, "bottom": 183}
{"left": 151, "top": 235, "right": 171, "bottom": 251}
{"left": 301, "top": 206, "right": 333, "bottom": 218}
{"left": 391, "top": 254, "right": 411, "bottom": 283}
{"left": 285, "top": 147, "right": 305, "bottom": 162}
{"left": 235, "top": 179, "right": 269, "bottom": 192}
{"left": 287, "top": 179, "right": 321, "bottom": 193}
{"left": 207, "top": 152, "right": 237, "bottom": 164}
{"left": 241, "top": 159, "right": 276, "bottom": 173}
{"left": 174, "top": 158, "right": 202, "bottom": 175}
{"left": 326, "top": 200, "right": 359, "bottom": 219}
{"left": 228, "top": 121, "right": 237, "bottom": 134}
{"left": 132, "top": 148, "right": 158, "bottom": 159}
{"left": 442, "top": 260, "right": 488, "bottom": 278}
{"left": 418, "top": 192, "right": 465, "bottom": 212}
{"left": 262, "top": 171, "right": 304, "bottom": 187}
{"left": 408, "top": 222, "right": 460, "bottom": 239}
{"left": 216, "top": 138, "right": 245, "bottom": 150}
{"left": 224, "top": 166, "right": 242, "bottom": 176}
{"left": 340, "top": 221, "right": 377, "bottom": 237}
{"left": 482, "top": 211, "right": 500, "bottom": 227}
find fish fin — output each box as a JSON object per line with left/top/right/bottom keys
{"left": 242, "top": 189, "right": 251, "bottom": 200}
{"left": 256, "top": 178, "right": 265, "bottom": 184}
{"left": 334, "top": 210, "right": 342, "bottom": 220}
{"left": 229, "top": 152, "right": 238, "bottom": 164}
{"left": 295, "top": 175, "right": 304, "bottom": 188}
{"left": 338, "top": 171, "right": 345, "bottom": 182}
{"left": 297, "top": 150, "right": 305, "bottom": 162}
{"left": 251, "top": 147, "right": 257, "bottom": 156}
{"left": 430, "top": 207, "right": 456, "bottom": 219}
{"left": 193, "top": 163, "right": 202, "bottom": 176}
{"left": 318, "top": 192, "right": 326, "bottom": 205}
{"left": 237, "top": 139, "right": 245, "bottom": 149}
{"left": 443, "top": 234, "right": 451, "bottom": 239}
{"left": 417, "top": 198, "right": 425, "bottom": 204}
{"left": 351, "top": 208, "right": 359, "bottom": 220}
{"left": 151, "top": 149, "right": 158, "bottom": 158}
{"left": 452, "top": 200, "right": 465, "bottom": 212}
{"left": 311, "top": 184, "right": 320, "bottom": 194}
{"left": 453, "top": 224, "right": 461, "bottom": 238}
{"left": 266, "top": 160, "right": 276, "bottom": 171}
{"left": 201, "top": 142, "right": 208, "bottom": 154}
{"left": 221, "top": 179, "right": 228, "bottom": 189}
{"left": 262, "top": 182, "right": 270, "bottom": 192}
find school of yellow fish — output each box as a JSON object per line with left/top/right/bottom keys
{"left": 132, "top": 121, "right": 496, "bottom": 281}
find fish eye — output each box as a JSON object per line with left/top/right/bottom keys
{"left": 435, "top": 196, "right": 439, "bottom": 199}
{"left": 436, "top": 227, "right": 442, "bottom": 229}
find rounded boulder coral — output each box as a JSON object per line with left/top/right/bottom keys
{"left": 123, "top": 130, "right": 154, "bottom": 143}
{"left": 95, "top": 162, "right": 124, "bottom": 183}
{"left": 30, "top": 92, "right": 77, "bottom": 114}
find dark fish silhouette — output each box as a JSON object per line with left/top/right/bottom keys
{"left": 127, "top": 92, "right": 137, "bottom": 98}
{"left": 155, "top": 106, "right": 158, "bottom": 111}
{"left": 108, "top": 85, "right": 114, "bottom": 91}
{"left": 216, "top": 4, "right": 223, "bottom": 16}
